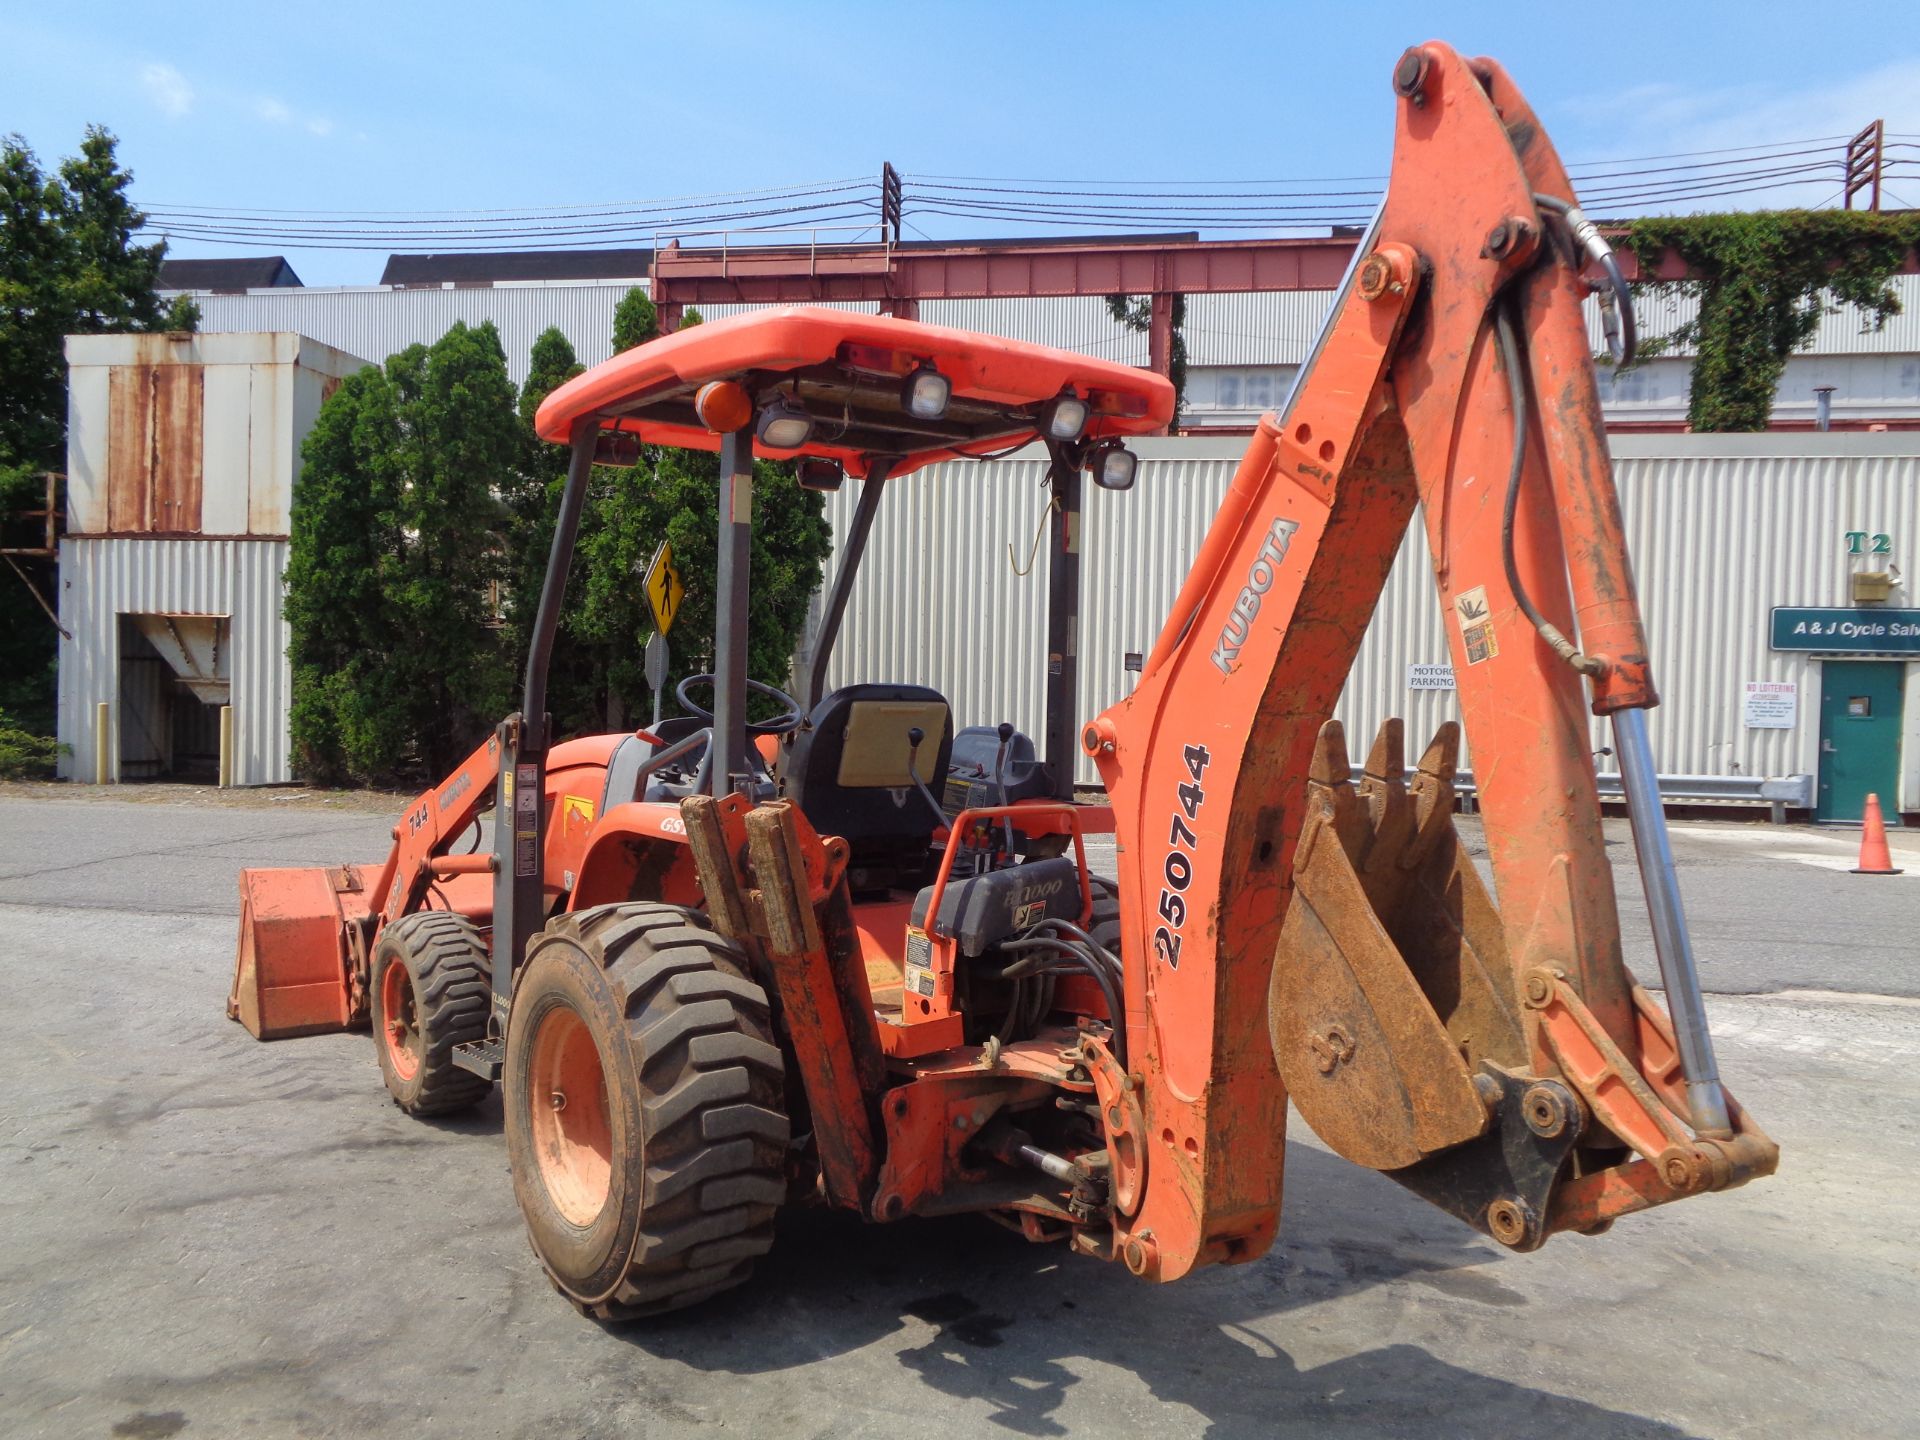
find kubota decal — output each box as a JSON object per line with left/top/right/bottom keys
{"left": 438, "top": 771, "right": 473, "bottom": 812}
{"left": 1211, "top": 516, "right": 1300, "bottom": 674}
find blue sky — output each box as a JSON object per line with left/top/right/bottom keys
{"left": 4, "top": 1, "right": 1917, "bottom": 285}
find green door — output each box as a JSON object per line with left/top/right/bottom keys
{"left": 1817, "top": 660, "right": 1905, "bottom": 823}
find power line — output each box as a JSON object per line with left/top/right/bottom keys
{"left": 146, "top": 132, "right": 1911, "bottom": 260}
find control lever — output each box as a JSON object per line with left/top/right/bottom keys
{"left": 903, "top": 727, "right": 950, "bottom": 829}
{"left": 993, "top": 721, "right": 1018, "bottom": 859}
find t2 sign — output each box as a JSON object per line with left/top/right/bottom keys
{"left": 1844, "top": 532, "right": 1892, "bottom": 556}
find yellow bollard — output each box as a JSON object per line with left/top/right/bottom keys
{"left": 95, "top": 700, "right": 111, "bottom": 784}
{"left": 219, "top": 704, "right": 234, "bottom": 788}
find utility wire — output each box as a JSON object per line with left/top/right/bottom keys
{"left": 147, "top": 133, "right": 1911, "bottom": 257}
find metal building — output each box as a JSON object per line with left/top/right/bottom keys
{"left": 57, "top": 331, "right": 370, "bottom": 784}
{"left": 179, "top": 276, "right": 1920, "bottom": 430}
{"left": 815, "top": 432, "right": 1920, "bottom": 819}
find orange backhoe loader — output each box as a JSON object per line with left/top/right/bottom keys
{"left": 230, "top": 41, "right": 1776, "bottom": 1320}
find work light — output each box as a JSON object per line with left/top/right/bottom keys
{"left": 756, "top": 398, "right": 815, "bottom": 450}
{"left": 901, "top": 362, "right": 951, "bottom": 420}
{"left": 1039, "top": 391, "right": 1090, "bottom": 442}
{"left": 797, "top": 458, "right": 844, "bottom": 492}
{"left": 1089, "top": 440, "right": 1138, "bottom": 492}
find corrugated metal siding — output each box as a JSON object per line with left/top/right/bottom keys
{"left": 1184, "top": 291, "right": 1334, "bottom": 366}
{"left": 918, "top": 298, "right": 1145, "bottom": 363}
{"left": 1583, "top": 274, "right": 1920, "bottom": 357}
{"left": 815, "top": 434, "right": 1920, "bottom": 795}
{"left": 188, "top": 273, "right": 1920, "bottom": 389}
{"left": 191, "top": 284, "right": 638, "bottom": 386}
{"left": 57, "top": 538, "right": 291, "bottom": 785}
{"left": 1610, "top": 440, "right": 1920, "bottom": 794}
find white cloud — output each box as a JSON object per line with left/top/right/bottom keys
{"left": 1556, "top": 58, "right": 1920, "bottom": 211}
{"left": 140, "top": 62, "right": 194, "bottom": 118}
{"left": 251, "top": 95, "right": 335, "bottom": 139}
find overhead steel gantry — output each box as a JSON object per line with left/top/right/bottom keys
{"left": 648, "top": 227, "right": 1920, "bottom": 413}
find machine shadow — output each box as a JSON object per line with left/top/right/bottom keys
{"left": 610, "top": 1141, "right": 1698, "bottom": 1439}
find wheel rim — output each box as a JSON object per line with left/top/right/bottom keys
{"left": 527, "top": 1002, "right": 613, "bottom": 1226}
{"left": 381, "top": 960, "right": 422, "bottom": 1081}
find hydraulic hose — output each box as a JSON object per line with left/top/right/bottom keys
{"left": 999, "top": 938, "right": 1127, "bottom": 1069}
{"left": 1493, "top": 300, "right": 1605, "bottom": 679}
{"left": 1532, "top": 192, "right": 1637, "bottom": 367}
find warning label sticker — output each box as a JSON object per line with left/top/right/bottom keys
{"left": 1454, "top": 585, "right": 1499, "bottom": 666}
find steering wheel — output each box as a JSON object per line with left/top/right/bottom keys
{"left": 674, "top": 674, "right": 805, "bottom": 737}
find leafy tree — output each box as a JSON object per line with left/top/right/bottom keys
{"left": 612, "top": 287, "right": 661, "bottom": 352}
{"left": 0, "top": 703, "right": 63, "bottom": 778}
{"left": 287, "top": 322, "right": 517, "bottom": 782}
{"left": 1624, "top": 211, "right": 1920, "bottom": 432}
{"left": 510, "top": 291, "right": 830, "bottom": 736}
{"left": 1, "top": 127, "right": 195, "bottom": 734}
{"left": 503, "top": 326, "right": 594, "bottom": 723}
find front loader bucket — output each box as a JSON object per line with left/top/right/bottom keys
{"left": 1269, "top": 719, "right": 1528, "bottom": 1171}
{"left": 227, "top": 865, "right": 374, "bottom": 1039}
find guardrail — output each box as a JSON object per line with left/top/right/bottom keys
{"left": 1454, "top": 771, "right": 1815, "bottom": 823}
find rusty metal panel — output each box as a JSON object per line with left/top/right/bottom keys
{"left": 66, "top": 331, "right": 364, "bottom": 540}
{"left": 106, "top": 365, "right": 151, "bottom": 531}
{"left": 151, "top": 365, "right": 204, "bottom": 531}
{"left": 105, "top": 364, "right": 203, "bottom": 533}
{"left": 56, "top": 537, "right": 291, "bottom": 785}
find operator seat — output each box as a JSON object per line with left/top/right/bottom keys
{"left": 785, "top": 684, "right": 953, "bottom": 893}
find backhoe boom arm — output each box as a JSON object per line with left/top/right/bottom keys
{"left": 1088, "top": 42, "right": 1774, "bottom": 1282}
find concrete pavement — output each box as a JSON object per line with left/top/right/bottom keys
{"left": 1, "top": 789, "right": 1916, "bottom": 1438}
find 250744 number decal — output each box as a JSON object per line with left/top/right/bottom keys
{"left": 1153, "top": 744, "right": 1211, "bottom": 969}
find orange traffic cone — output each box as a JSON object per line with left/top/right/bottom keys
{"left": 1851, "top": 793, "right": 1903, "bottom": 875}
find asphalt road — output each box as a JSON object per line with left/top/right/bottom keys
{"left": 2, "top": 788, "right": 1917, "bottom": 1439}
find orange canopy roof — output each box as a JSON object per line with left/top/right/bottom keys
{"left": 533, "top": 305, "right": 1175, "bottom": 478}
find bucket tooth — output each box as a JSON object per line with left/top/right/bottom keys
{"left": 1355, "top": 718, "right": 1414, "bottom": 907}
{"left": 1307, "top": 718, "right": 1353, "bottom": 788}
{"left": 1270, "top": 719, "right": 1526, "bottom": 1171}
{"left": 1404, "top": 721, "right": 1460, "bottom": 868}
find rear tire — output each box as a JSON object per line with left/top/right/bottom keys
{"left": 1088, "top": 876, "right": 1122, "bottom": 957}
{"left": 370, "top": 911, "right": 493, "bottom": 1115}
{"left": 504, "top": 903, "right": 788, "bottom": 1320}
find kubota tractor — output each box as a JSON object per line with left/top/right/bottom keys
{"left": 230, "top": 41, "right": 1776, "bottom": 1321}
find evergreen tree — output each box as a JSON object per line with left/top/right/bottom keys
{"left": 0, "top": 127, "right": 195, "bottom": 740}
{"left": 559, "top": 294, "right": 829, "bottom": 729}
{"left": 504, "top": 326, "right": 593, "bottom": 725}
{"left": 287, "top": 322, "right": 518, "bottom": 782}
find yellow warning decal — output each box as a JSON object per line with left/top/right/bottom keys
{"left": 562, "top": 794, "right": 596, "bottom": 826}
{"left": 1454, "top": 584, "right": 1499, "bottom": 666}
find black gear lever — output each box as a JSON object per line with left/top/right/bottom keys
{"left": 903, "top": 727, "right": 949, "bottom": 827}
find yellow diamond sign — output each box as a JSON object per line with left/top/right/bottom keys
{"left": 643, "top": 541, "right": 685, "bottom": 637}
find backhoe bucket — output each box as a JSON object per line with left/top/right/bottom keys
{"left": 227, "top": 865, "right": 375, "bottom": 1039}
{"left": 1269, "top": 720, "right": 1530, "bottom": 1170}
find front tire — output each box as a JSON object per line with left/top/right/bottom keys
{"left": 504, "top": 903, "right": 789, "bottom": 1319}
{"left": 370, "top": 911, "right": 493, "bottom": 1116}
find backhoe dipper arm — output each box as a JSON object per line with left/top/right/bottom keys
{"left": 1087, "top": 42, "right": 1773, "bottom": 1283}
